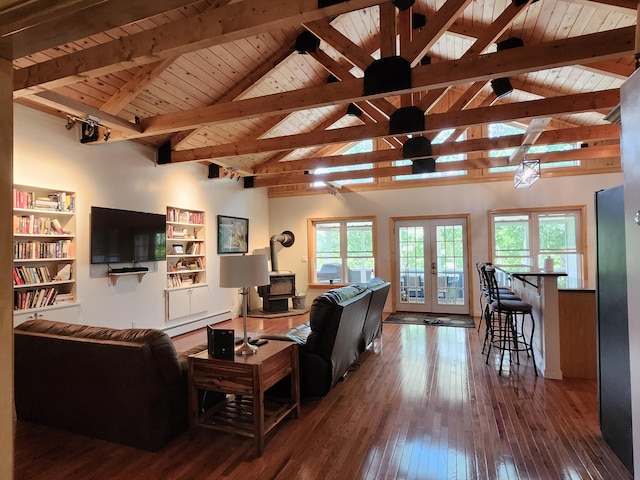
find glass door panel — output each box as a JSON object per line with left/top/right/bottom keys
{"left": 395, "top": 218, "right": 468, "bottom": 314}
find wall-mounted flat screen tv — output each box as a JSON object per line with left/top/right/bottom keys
{"left": 90, "top": 206, "right": 166, "bottom": 264}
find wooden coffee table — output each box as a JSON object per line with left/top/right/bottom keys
{"left": 187, "top": 340, "right": 299, "bottom": 456}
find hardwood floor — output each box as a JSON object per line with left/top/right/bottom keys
{"left": 15, "top": 314, "right": 631, "bottom": 480}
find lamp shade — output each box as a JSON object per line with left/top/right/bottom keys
{"left": 219, "top": 254, "right": 270, "bottom": 288}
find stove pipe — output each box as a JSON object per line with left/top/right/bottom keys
{"left": 269, "top": 230, "right": 295, "bottom": 272}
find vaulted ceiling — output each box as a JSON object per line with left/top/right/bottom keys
{"left": 2, "top": 0, "right": 635, "bottom": 195}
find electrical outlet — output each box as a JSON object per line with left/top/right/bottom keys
{"left": 301, "top": 256, "right": 307, "bottom": 263}
{"left": 132, "top": 321, "right": 137, "bottom": 328}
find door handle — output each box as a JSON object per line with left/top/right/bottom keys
{"left": 431, "top": 262, "right": 436, "bottom": 275}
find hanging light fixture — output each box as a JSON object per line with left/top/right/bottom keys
{"left": 514, "top": 159, "right": 541, "bottom": 188}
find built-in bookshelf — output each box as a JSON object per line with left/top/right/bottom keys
{"left": 12, "top": 185, "right": 76, "bottom": 313}
{"left": 166, "top": 206, "right": 206, "bottom": 289}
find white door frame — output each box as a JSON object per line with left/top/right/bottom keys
{"left": 391, "top": 215, "right": 471, "bottom": 315}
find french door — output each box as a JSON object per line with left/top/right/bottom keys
{"left": 394, "top": 218, "right": 469, "bottom": 314}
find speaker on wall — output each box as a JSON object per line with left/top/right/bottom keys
{"left": 207, "top": 326, "right": 235, "bottom": 360}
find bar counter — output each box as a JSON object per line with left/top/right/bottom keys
{"left": 495, "top": 268, "right": 567, "bottom": 379}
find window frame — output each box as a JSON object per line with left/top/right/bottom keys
{"left": 488, "top": 206, "right": 587, "bottom": 286}
{"left": 307, "top": 215, "right": 377, "bottom": 287}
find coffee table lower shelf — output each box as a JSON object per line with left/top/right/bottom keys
{"left": 197, "top": 394, "right": 297, "bottom": 439}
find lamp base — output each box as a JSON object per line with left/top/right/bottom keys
{"left": 236, "top": 341, "right": 258, "bottom": 355}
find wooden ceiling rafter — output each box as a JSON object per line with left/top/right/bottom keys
{"left": 251, "top": 123, "right": 619, "bottom": 176}
{"left": 415, "top": 0, "right": 532, "bottom": 113}
{"left": 12, "top": 0, "right": 394, "bottom": 96}
{"left": 171, "top": 46, "right": 296, "bottom": 150}
{"left": 4, "top": 0, "right": 210, "bottom": 58}
{"left": 95, "top": 26, "right": 633, "bottom": 143}
{"left": 100, "top": 57, "right": 178, "bottom": 115}
{"left": 168, "top": 89, "right": 619, "bottom": 164}
{"left": 404, "top": 0, "right": 475, "bottom": 67}
{"left": 252, "top": 144, "right": 621, "bottom": 188}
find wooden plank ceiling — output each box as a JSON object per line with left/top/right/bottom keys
{"left": 3, "top": 0, "right": 636, "bottom": 194}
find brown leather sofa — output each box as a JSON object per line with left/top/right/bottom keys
{"left": 14, "top": 319, "right": 207, "bottom": 451}
{"left": 263, "top": 278, "right": 390, "bottom": 398}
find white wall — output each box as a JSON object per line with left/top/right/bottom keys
{"left": 269, "top": 172, "right": 623, "bottom": 312}
{"left": 13, "top": 105, "right": 270, "bottom": 331}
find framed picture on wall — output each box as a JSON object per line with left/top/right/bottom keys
{"left": 217, "top": 215, "right": 249, "bottom": 254}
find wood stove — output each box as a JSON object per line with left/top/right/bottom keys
{"left": 257, "top": 272, "right": 296, "bottom": 313}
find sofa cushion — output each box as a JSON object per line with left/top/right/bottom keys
{"left": 16, "top": 319, "right": 181, "bottom": 384}
{"left": 367, "top": 277, "right": 387, "bottom": 288}
{"left": 309, "top": 284, "right": 367, "bottom": 336}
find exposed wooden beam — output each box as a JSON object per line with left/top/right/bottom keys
{"left": 13, "top": 0, "right": 391, "bottom": 95}
{"left": 168, "top": 91, "right": 619, "bottom": 163}
{"left": 29, "top": 90, "right": 142, "bottom": 134}
{"left": 579, "top": 61, "right": 633, "bottom": 81}
{"left": 134, "top": 28, "right": 631, "bottom": 141}
{"left": 405, "top": 0, "right": 475, "bottom": 67}
{"left": 99, "top": 0, "right": 233, "bottom": 118}
{"left": 416, "top": 0, "right": 531, "bottom": 111}
{"left": 100, "top": 58, "right": 177, "bottom": 115}
{"left": 252, "top": 144, "right": 621, "bottom": 187}
{"left": 0, "top": 0, "right": 102, "bottom": 37}
{"left": 378, "top": 2, "right": 396, "bottom": 57}
{"left": 303, "top": 19, "right": 372, "bottom": 71}
{"left": 252, "top": 124, "right": 619, "bottom": 175}
{"left": 308, "top": 46, "right": 395, "bottom": 117}
{"left": 172, "top": 47, "right": 295, "bottom": 149}
{"left": 7, "top": 0, "right": 209, "bottom": 59}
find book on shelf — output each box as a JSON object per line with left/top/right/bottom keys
{"left": 13, "top": 240, "right": 71, "bottom": 260}
{"left": 14, "top": 287, "right": 59, "bottom": 310}
{"left": 13, "top": 265, "right": 54, "bottom": 286}
{"left": 51, "top": 218, "right": 64, "bottom": 234}
{"left": 13, "top": 188, "right": 74, "bottom": 212}
{"left": 167, "top": 207, "right": 204, "bottom": 225}
{"left": 55, "top": 264, "right": 72, "bottom": 281}
{"left": 54, "top": 292, "right": 74, "bottom": 304}
{"left": 186, "top": 242, "right": 201, "bottom": 255}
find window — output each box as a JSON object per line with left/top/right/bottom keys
{"left": 487, "top": 123, "right": 580, "bottom": 172}
{"left": 490, "top": 208, "right": 584, "bottom": 287}
{"left": 311, "top": 140, "right": 374, "bottom": 186}
{"left": 308, "top": 217, "right": 376, "bottom": 285}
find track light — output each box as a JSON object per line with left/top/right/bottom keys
{"left": 220, "top": 167, "right": 242, "bottom": 180}
{"left": 65, "top": 114, "right": 112, "bottom": 142}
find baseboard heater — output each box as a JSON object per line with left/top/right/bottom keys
{"left": 163, "top": 310, "right": 231, "bottom": 338}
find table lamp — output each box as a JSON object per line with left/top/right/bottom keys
{"left": 219, "top": 254, "right": 270, "bottom": 355}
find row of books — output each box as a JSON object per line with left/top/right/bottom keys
{"left": 14, "top": 215, "right": 66, "bottom": 235}
{"left": 12, "top": 263, "right": 72, "bottom": 286}
{"left": 13, "top": 189, "right": 75, "bottom": 212}
{"left": 13, "top": 265, "right": 52, "bottom": 285}
{"left": 13, "top": 240, "right": 71, "bottom": 260}
{"left": 166, "top": 208, "right": 204, "bottom": 225}
{"left": 14, "top": 287, "right": 59, "bottom": 310}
